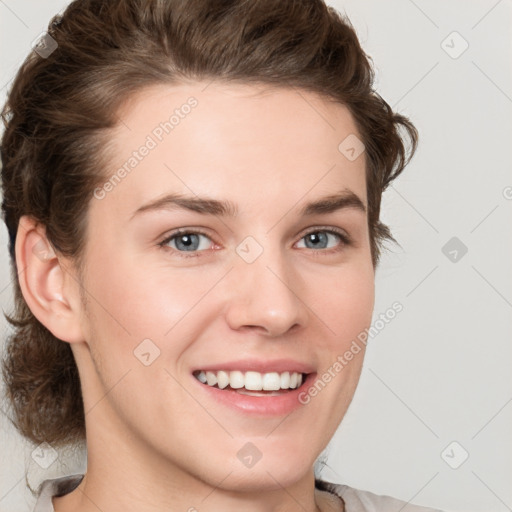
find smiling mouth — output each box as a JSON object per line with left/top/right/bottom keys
{"left": 193, "top": 370, "right": 306, "bottom": 396}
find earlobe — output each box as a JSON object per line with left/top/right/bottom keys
{"left": 15, "top": 216, "right": 85, "bottom": 344}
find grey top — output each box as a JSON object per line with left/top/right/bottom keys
{"left": 33, "top": 474, "right": 443, "bottom": 512}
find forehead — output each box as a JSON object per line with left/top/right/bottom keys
{"left": 97, "top": 81, "right": 367, "bottom": 220}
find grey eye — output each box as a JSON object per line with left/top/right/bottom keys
{"left": 297, "top": 231, "right": 340, "bottom": 250}
{"left": 167, "top": 233, "right": 211, "bottom": 252}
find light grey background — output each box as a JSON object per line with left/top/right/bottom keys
{"left": 1, "top": 1, "right": 511, "bottom": 511}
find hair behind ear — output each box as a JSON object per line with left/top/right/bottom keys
{"left": 2, "top": 299, "right": 85, "bottom": 446}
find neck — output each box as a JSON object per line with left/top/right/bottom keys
{"left": 53, "top": 416, "right": 334, "bottom": 512}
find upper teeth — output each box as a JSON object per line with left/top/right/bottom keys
{"left": 195, "top": 370, "right": 303, "bottom": 390}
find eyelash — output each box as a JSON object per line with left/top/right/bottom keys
{"left": 158, "top": 227, "right": 352, "bottom": 259}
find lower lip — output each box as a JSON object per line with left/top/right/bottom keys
{"left": 193, "top": 373, "right": 317, "bottom": 416}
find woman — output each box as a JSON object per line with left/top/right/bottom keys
{"left": 1, "top": 0, "right": 439, "bottom": 510}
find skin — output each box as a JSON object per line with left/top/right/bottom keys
{"left": 17, "top": 82, "right": 375, "bottom": 512}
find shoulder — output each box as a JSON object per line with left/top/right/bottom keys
{"left": 34, "top": 475, "right": 444, "bottom": 512}
{"left": 33, "top": 474, "right": 84, "bottom": 512}
{"left": 316, "top": 479, "right": 445, "bottom": 512}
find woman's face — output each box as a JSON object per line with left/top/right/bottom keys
{"left": 73, "top": 82, "right": 375, "bottom": 491}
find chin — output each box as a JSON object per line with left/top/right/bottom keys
{"left": 212, "top": 441, "right": 316, "bottom": 493}
{"left": 218, "top": 463, "right": 312, "bottom": 494}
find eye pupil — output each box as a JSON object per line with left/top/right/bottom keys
{"left": 305, "top": 232, "right": 328, "bottom": 249}
{"left": 175, "top": 233, "right": 199, "bottom": 251}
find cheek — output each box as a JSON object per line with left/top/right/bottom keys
{"left": 82, "top": 227, "right": 374, "bottom": 353}
{"left": 80, "top": 250, "right": 228, "bottom": 374}
{"left": 336, "top": 270, "right": 375, "bottom": 339}
{"left": 303, "top": 259, "right": 375, "bottom": 352}
{"left": 83, "top": 252, "right": 198, "bottom": 333}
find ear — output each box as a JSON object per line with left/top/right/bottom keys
{"left": 15, "top": 216, "right": 85, "bottom": 344}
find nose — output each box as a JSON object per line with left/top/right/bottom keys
{"left": 224, "top": 245, "right": 309, "bottom": 337}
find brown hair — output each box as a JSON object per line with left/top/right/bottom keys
{"left": 1, "top": 0, "right": 418, "bottom": 447}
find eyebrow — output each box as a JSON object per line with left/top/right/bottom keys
{"left": 131, "top": 188, "right": 366, "bottom": 220}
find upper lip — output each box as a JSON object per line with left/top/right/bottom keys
{"left": 192, "top": 359, "right": 315, "bottom": 374}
